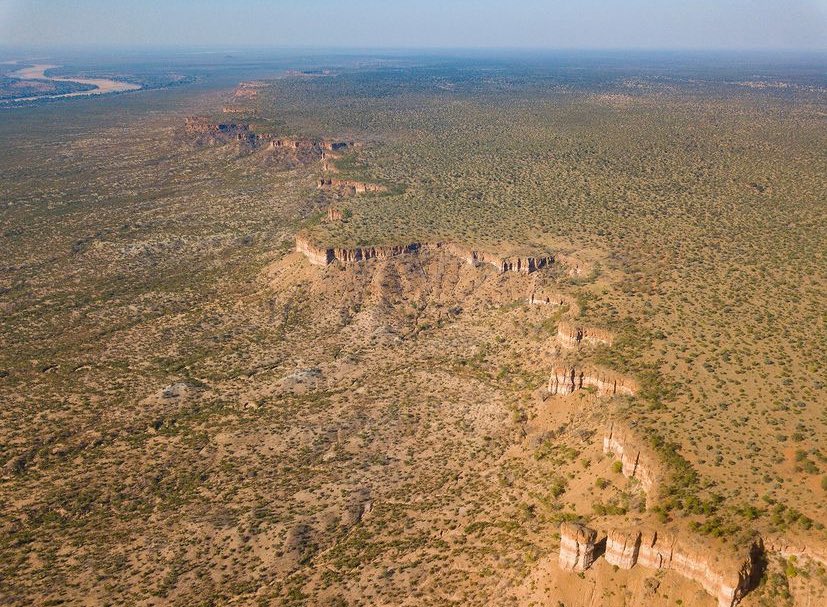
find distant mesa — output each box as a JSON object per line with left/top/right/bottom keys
{"left": 183, "top": 116, "right": 354, "bottom": 169}
{"left": 232, "top": 81, "right": 267, "bottom": 99}
{"left": 184, "top": 116, "right": 257, "bottom": 146}
{"left": 317, "top": 178, "right": 386, "bottom": 195}
{"left": 283, "top": 69, "right": 337, "bottom": 79}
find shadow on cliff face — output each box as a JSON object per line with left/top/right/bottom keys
{"left": 748, "top": 541, "right": 768, "bottom": 594}
{"left": 594, "top": 536, "right": 608, "bottom": 561}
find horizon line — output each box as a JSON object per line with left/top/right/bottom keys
{"left": 1, "top": 44, "right": 826, "bottom": 55}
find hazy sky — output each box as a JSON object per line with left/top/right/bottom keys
{"left": 1, "top": 0, "right": 825, "bottom": 50}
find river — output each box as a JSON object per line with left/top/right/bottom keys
{"left": 2, "top": 63, "right": 142, "bottom": 103}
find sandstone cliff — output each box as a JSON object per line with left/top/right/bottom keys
{"left": 561, "top": 524, "right": 763, "bottom": 607}
{"left": 547, "top": 366, "right": 637, "bottom": 398}
{"left": 602, "top": 422, "right": 660, "bottom": 499}
{"left": 183, "top": 117, "right": 352, "bottom": 164}
{"left": 295, "top": 235, "right": 420, "bottom": 266}
{"left": 295, "top": 235, "right": 333, "bottom": 266}
{"left": 556, "top": 321, "right": 614, "bottom": 348}
{"left": 184, "top": 116, "right": 257, "bottom": 147}
{"left": 559, "top": 522, "right": 599, "bottom": 572}
{"left": 607, "top": 528, "right": 763, "bottom": 607}
{"left": 232, "top": 81, "right": 266, "bottom": 99}
{"left": 444, "top": 243, "right": 554, "bottom": 275}
{"left": 527, "top": 290, "right": 569, "bottom": 307}
{"left": 317, "top": 178, "right": 387, "bottom": 195}
{"left": 296, "top": 236, "right": 558, "bottom": 275}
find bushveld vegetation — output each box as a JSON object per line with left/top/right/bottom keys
{"left": 0, "top": 55, "right": 825, "bottom": 606}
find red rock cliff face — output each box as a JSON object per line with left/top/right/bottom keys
{"left": 547, "top": 366, "right": 637, "bottom": 398}
{"left": 329, "top": 243, "right": 421, "bottom": 263}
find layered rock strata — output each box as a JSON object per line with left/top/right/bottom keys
{"left": 620, "top": 529, "right": 762, "bottom": 607}
{"left": 295, "top": 235, "right": 334, "bottom": 266}
{"left": 547, "top": 366, "right": 637, "bottom": 397}
{"left": 527, "top": 290, "right": 568, "bottom": 307}
{"left": 295, "top": 236, "right": 420, "bottom": 266}
{"left": 559, "top": 522, "right": 599, "bottom": 572}
{"left": 557, "top": 321, "right": 614, "bottom": 348}
{"left": 604, "top": 528, "right": 641, "bottom": 569}
{"left": 443, "top": 243, "right": 554, "bottom": 274}
{"left": 270, "top": 138, "right": 350, "bottom": 151}
{"left": 296, "top": 236, "right": 556, "bottom": 274}
{"left": 602, "top": 422, "right": 658, "bottom": 497}
{"left": 562, "top": 525, "right": 763, "bottom": 607}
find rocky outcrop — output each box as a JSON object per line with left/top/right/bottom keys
{"left": 269, "top": 137, "right": 349, "bottom": 151}
{"left": 444, "top": 244, "right": 554, "bottom": 274}
{"left": 557, "top": 321, "right": 614, "bottom": 348}
{"left": 321, "top": 141, "right": 352, "bottom": 152}
{"left": 559, "top": 522, "right": 599, "bottom": 572}
{"left": 295, "top": 235, "right": 334, "bottom": 266}
{"left": 602, "top": 422, "right": 658, "bottom": 498}
{"left": 527, "top": 290, "right": 568, "bottom": 307}
{"left": 295, "top": 235, "right": 420, "bottom": 266}
{"left": 330, "top": 244, "right": 421, "bottom": 263}
{"left": 183, "top": 118, "right": 352, "bottom": 162}
{"left": 547, "top": 366, "right": 637, "bottom": 398}
{"left": 296, "top": 236, "right": 561, "bottom": 275}
{"left": 185, "top": 116, "right": 257, "bottom": 146}
{"left": 604, "top": 528, "right": 641, "bottom": 569}
{"left": 327, "top": 207, "right": 344, "bottom": 222}
{"left": 561, "top": 525, "right": 763, "bottom": 607}
{"left": 317, "top": 178, "right": 387, "bottom": 195}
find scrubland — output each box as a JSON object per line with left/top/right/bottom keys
{"left": 1, "top": 58, "right": 825, "bottom": 606}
